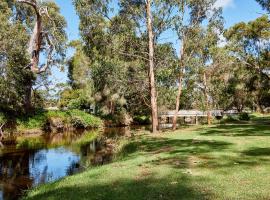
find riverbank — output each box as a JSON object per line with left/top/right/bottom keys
{"left": 13, "top": 110, "right": 103, "bottom": 134}
{"left": 24, "top": 115, "right": 270, "bottom": 200}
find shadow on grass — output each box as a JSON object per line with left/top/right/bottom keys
{"left": 198, "top": 124, "right": 270, "bottom": 136}
{"left": 242, "top": 147, "right": 270, "bottom": 156}
{"left": 119, "top": 136, "right": 232, "bottom": 159}
{"left": 119, "top": 134, "right": 270, "bottom": 170}
{"left": 25, "top": 174, "right": 212, "bottom": 200}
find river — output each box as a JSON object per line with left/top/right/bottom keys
{"left": 0, "top": 126, "right": 148, "bottom": 200}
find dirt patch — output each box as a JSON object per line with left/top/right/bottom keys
{"left": 150, "top": 157, "right": 188, "bottom": 168}
{"left": 134, "top": 165, "right": 152, "bottom": 181}
{"left": 151, "top": 146, "right": 174, "bottom": 154}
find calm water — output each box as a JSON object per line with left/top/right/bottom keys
{"left": 0, "top": 126, "right": 142, "bottom": 200}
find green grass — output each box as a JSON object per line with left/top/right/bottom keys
{"left": 24, "top": 115, "right": 270, "bottom": 200}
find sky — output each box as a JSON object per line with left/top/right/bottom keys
{"left": 51, "top": 0, "right": 267, "bottom": 84}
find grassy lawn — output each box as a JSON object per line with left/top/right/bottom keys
{"left": 25, "top": 115, "right": 270, "bottom": 200}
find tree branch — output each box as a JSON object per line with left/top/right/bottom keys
{"left": 37, "top": 32, "right": 55, "bottom": 74}
{"left": 17, "top": 0, "right": 39, "bottom": 15}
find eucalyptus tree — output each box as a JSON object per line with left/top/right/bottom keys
{"left": 73, "top": 0, "right": 133, "bottom": 116}
{"left": 15, "top": 0, "right": 67, "bottom": 112}
{"left": 171, "top": 0, "right": 223, "bottom": 129}
{"left": 0, "top": 1, "right": 33, "bottom": 113}
{"left": 73, "top": 0, "right": 176, "bottom": 132}
{"left": 256, "top": 0, "right": 270, "bottom": 12}
{"left": 117, "top": 0, "right": 176, "bottom": 132}
{"left": 225, "top": 15, "right": 270, "bottom": 112}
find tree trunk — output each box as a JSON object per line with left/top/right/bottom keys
{"left": 172, "top": 75, "right": 183, "bottom": 130}
{"left": 0, "top": 124, "right": 5, "bottom": 148}
{"left": 29, "top": 16, "right": 43, "bottom": 73}
{"left": 146, "top": 0, "right": 158, "bottom": 133}
{"left": 24, "top": 82, "right": 33, "bottom": 113}
{"left": 203, "top": 72, "right": 211, "bottom": 125}
{"left": 172, "top": 41, "right": 185, "bottom": 130}
{"left": 18, "top": 1, "right": 43, "bottom": 113}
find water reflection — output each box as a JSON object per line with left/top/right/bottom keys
{"left": 0, "top": 126, "right": 138, "bottom": 200}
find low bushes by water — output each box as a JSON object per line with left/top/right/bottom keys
{"left": 16, "top": 110, "right": 103, "bottom": 133}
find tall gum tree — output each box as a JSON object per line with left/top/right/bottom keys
{"left": 16, "top": 0, "right": 67, "bottom": 112}
{"left": 145, "top": 0, "right": 158, "bottom": 133}
{"left": 171, "top": 0, "right": 220, "bottom": 130}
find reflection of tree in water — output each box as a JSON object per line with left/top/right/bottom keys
{"left": 0, "top": 128, "right": 136, "bottom": 199}
{"left": 43, "top": 131, "right": 85, "bottom": 146}
{"left": 0, "top": 150, "right": 34, "bottom": 200}
{"left": 66, "top": 161, "right": 80, "bottom": 176}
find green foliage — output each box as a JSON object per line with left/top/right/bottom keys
{"left": 0, "top": 1, "right": 33, "bottom": 114}
{"left": 239, "top": 113, "right": 250, "bottom": 121}
{"left": 225, "top": 16, "right": 270, "bottom": 111}
{"left": 59, "top": 88, "right": 93, "bottom": 110}
{"left": 17, "top": 112, "right": 48, "bottom": 130}
{"left": 0, "top": 113, "right": 7, "bottom": 125}
{"left": 256, "top": 0, "right": 270, "bottom": 12}
{"left": 68, "top": 110, "right": 103, "bottom": 128}
{"left": 133, "top": 115, "right": 151, "bottom": 125}
{"left": 17, "top": 110, "right": 102, "bottom": 131}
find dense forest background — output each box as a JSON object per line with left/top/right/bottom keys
{"left": 0, "top": 0, "right": 269, "bottom": 132}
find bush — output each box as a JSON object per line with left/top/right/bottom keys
{"left": 133, "top": 115, "right": 151, "bottom": 125}
{"left": 239, "top": 113, "right": 250, "bottom": 121}
{"left": 70, "top": 116, "right": 86, "bottom": 128}
{"left": 17, "top": 110, "right": 103, "bottom": 131}
{"left": 68, "top": 110, "right": 103, "bottom": 128}
{"left": 0, "top": 113, "right": 7, "bottom": 125}
{"left": 17, "top": 112, "right": 47, "bottom": 130}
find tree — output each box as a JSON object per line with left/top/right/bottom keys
{"left": 16, "top": 0, "right": 67, "bottom": 112}
{"left": 225, "top": 15, "right": 270, "bottom": 112}
{"left": 171, "top": 0, "right": 222, "bottom": 129}
{"left": 73, "top": 0, "right": 176, "bottom": 131}
{"left": 146, "top": 0, "right": 158, "bottom": 133}
{"left": 256, "top": 0, "right": 270, "bottom": 12}
{"left": 0, "top": 1, "right": 33, "bottom": 114}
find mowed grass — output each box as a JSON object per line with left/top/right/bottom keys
{"left": 24, "top": 115, "right": 270, "bottom": 200}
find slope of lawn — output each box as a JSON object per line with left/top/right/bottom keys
{"left": 24, "top": 115, "right": 270, "bottom": 200}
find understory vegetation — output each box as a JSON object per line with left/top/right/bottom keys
{"left": 16, "top": 110, "right": 103, "bottom": 132}
{"left": 24, "top": 115, "right": 270, "bottom": 200}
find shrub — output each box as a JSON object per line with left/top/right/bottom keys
{"left": 133, "top": 115, "right": 151, "bottom": 125}
{"left": 239, "top": 113, "right": 250, "bottom": 121}
{"left": 17, "top": 110, "right": 103, "bottom": 131}
{"left": 70, "top": 116, "right": 86, "bottom": 128}
{"left": 17, "top": 112, "right": 47, "bottom": 130}
{"left": 68, "top": 110, "right": 103, "bottom": 128}
{"left": 0, "top": 113, "right": 7, "bottom": 125}
{"left": 220, "top": 115, "right": 239, "bottom": 124}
